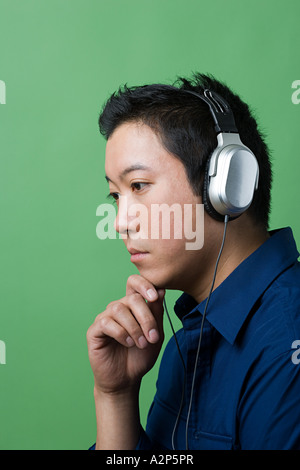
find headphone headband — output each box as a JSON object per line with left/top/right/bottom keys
{"left": 183, "top": 89, "right": 238, "bottom": 134}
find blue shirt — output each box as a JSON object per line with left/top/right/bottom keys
{"left": 136, "top": 227, "right": 300, "bottom": 450}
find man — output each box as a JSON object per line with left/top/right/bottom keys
{"left": 87, "top": 73, "right": 300, "bottom": 450}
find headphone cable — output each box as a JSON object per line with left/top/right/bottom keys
{"left": 162, "top": 214, "right": 229, "bottom": 450}
{"left": 185, "top": 214, "right": 229, "bottom": 449}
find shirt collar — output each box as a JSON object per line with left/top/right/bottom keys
{"left": 174, "top": 227, "right": 299, "bottom": 345}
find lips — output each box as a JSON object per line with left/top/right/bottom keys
{"left": 127, "top": 247, "right": 149, "bottom": 255}
{"left": 127, "top": 247, "right": 149, "bottom": 263}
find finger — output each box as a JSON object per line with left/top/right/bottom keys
{"left": 109, "top": 301, "right": 150, "bottom": 349}
{"left": 126, "top": 274, "right": 159, "bottom": 302}
{"left": 92, "top": 314, "right": 145, "bottom": 349}
{"left": 123, "top": 293, "right": 164, "bottom": 344}
{"left": 87, "top": 316, "right": 129, "bottom": 349}
{"left": 145, "top": 289, "right": 165, "bottom": 333}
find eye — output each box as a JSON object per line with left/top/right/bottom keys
{"left": 106, "top": 192, "right": 119, "bottom": 205}
{"left": 131, "top": 182, "right": 148, "bottom": 192}
{"left": 106, "top": 183, "right": 148, "bottom": 205}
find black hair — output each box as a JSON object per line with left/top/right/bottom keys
{"left": 98, "top": 73, "right": 272, "bottom": 229}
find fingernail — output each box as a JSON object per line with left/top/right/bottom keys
{"left": 146, "top": 289, "right": 157, "bottom": 300}
{"left": 126, "top": 336, "right": 135, "bottom": 347}
{"left": 138, "top": 336, "right": 148, "bottom": 348}
{"left": 149, "top": 329, "right": 159, "bottom": 343}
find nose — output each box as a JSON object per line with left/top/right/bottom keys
{"left": 114, "top": 196, "right": 141, "bottom": 237}
{"left": 114, "top": 208, "right": 128, "bottom": 236}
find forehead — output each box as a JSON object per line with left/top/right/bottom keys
{"left": 104, "top": 122, "right": 182, "bottom": 180}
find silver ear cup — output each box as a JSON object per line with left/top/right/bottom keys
{"left": 207, "top": 133, "right": 259, "bottom": 218}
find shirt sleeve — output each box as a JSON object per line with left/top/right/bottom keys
{"left": 135, "top": 426, "right": 155, "bottom": 450}
{"left": 238, "top": 349, "right": 300, "bottom": 450}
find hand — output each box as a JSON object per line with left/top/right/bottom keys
{"left": 87, "top": 274, "right": 165, "bottom": 395}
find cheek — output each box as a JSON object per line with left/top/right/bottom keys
{"left": 137, "top": 239, "right": 200, "bottom": 289}
{"left": 127, "top": 188, "right": 203, "bottom": 251}
{"left": 147, "top": 202, "right": 203, "bottom": 244}
{"left": 149, "top": 238, "right": 192, "bottom": 268}
{"left": 129, "top": 204, "right": 185, "bottom": 240}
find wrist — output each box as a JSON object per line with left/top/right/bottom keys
{"left": 93, "top": 381, "right": 141, "bottom": 401}
{"left": 93, "top": 383, "right": 141, "bottom": 450}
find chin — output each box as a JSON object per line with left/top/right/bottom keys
{"left": 137, "top": 266, "right": 181, "bottom": 291}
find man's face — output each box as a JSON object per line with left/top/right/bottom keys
{"left": 105, "top": 122, "right": 210, "bottom": 291}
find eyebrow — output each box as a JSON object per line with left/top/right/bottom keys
{"left": 105, "top": 163, "right": 152, "bottom": 183}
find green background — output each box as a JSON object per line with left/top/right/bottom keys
{"left": 0, "top": 0, "right": 299, "bottom": 450}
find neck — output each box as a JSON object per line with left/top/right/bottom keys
{"left": 187, "top": 216, "right": 270, "bottom": 304}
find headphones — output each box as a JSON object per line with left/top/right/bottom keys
{"left": 183, "top": 88, "right": 259, "bottom": 222}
